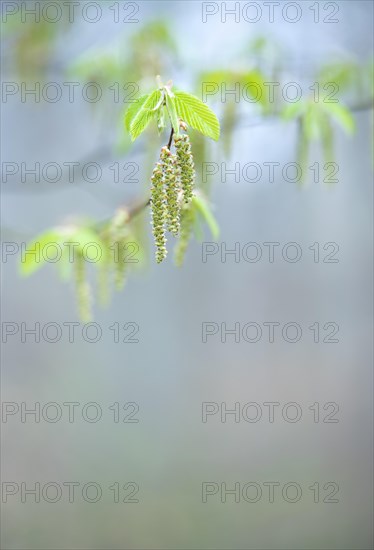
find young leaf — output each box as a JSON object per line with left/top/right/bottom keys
{"left": 174, "top": 91, "right": 220, "bottom": 140}
{"left": 126, "top": 89, "right": 162, "bottom": 141}
{"left": 124, "top": 94, "right": 149, "bottom": 131}
{"left": 67, "top": 227, "right": 106, "bottom": 263}
{"left": 165, "top": 93, "right": 180, "bottom": 136}
{"left": 322, "top": 103, "right": 355, "bottom": 134}
{"left": 20, "top": 231, "right": 62, "bottom": 276}
{"left": 157, "top": 106, "right": 166, "bottom": 134}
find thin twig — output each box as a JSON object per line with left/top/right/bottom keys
{"left": 100, "top": 127, "right": 175, "bottom": 227}
{"left": 167, "top": 128, "right": 174, "bottom": 149}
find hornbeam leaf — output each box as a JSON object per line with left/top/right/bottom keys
{"left": 126, "top": 90, "right": 163, "bottom": 141}
{"left": 20, "top": 231, "right": 62, "bottom": 276}
{"left": 124, "top": 94, "right": 149, "bottom": 131}
{"left": 174, "top": 91, "right": 220, "bottom": 140}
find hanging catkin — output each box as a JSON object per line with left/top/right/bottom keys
{"left": 174, "top": 134, "right": 195, "bottom": 204}
{"left": 114, "top": 236, "right": 128, "bottom": 290}
{"left": 164, "top": 148, "right": 181, "bottom": 236}
{"left": 175, "top": 201, "right": 195, "bottom": 267}
{"left": 150, "top": 156, "right": 167, "bottom": 263}
{"left": 74, "top": 253, "right": 92, "bottom": 322}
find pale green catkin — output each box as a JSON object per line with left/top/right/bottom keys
{"left": 98, "top": 261, "right": 110, "bottom": 306}
{"left": 74, "top": 253, "right": 92, "bottom": 322}
{"left": 115, "top": 237, "right": 128, "bottom": 290}
{"left": 174, "top": 134, "right": 195, "bottom": 204}
{"left": 151, "top": 155, "right": 167, "bottom": 263}
{"left": 97, "top": 233, "right": 111, "bottom": 306}
{"left": 174, "top": 202, "right": 195, "bottom": 267}
{"left": 165, "top": 149, "right": 181, "bottom": 236}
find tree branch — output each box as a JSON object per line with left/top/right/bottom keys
{"left": 102, "top": 127, "right": 175, "bottom": 226}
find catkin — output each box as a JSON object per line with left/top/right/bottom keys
{"left": 174, "top": 134, "right": 195, "bottom": 204}
{"left": 115, "top": 237, "right": 128, "bottom": 290}
{"left": 74, "top": 253, "right": 92, "bottom": 322}
{"left": 98, "top": 262, "right": 110, "bottom": 306}
{"left": 151, "top": 156, "right": 167, "bottom": 263}
{"left": 174, "top": 202, "right": 195, "bottom": 267}
{"left": 165, "top": 150, "right": 181, "bottom": 236}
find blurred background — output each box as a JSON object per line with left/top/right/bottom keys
{"left": 1, "top": 1, "right": 373, "bottom": 549}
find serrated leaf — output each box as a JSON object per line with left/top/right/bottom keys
{"left": 192, "top": 195, "right": 220, "bottom": 239}
{"left": 127, "top": 90, "right": 162, "bottom": 141}
{"left": 20, "top": 231, "right": 62, "bottom": 276}
{"left": 174, "top": 91, "right": 220, "bottom": 141}
{"left": 124, "top": 94, "right": 149, "bottom": 132}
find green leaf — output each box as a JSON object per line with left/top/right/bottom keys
{"left": 67, "top": 228, "right": 107, "bottom": 265}
{"left": 124, "top": 94, "right": 149, "bottom": 132}
{"left": 157, "top": 106, "right": 166, "bottom": 134}
{"left": 241, "top": 71, "right": 268, "bottom": 109}
{"left": 126, "top": 90, "right": 162, "bottom": 141}
{"left": 192, "top": 195, "right": 220, "bottom": 239}
{"left": 165, "top": 93, "right": 180, "bottom": 137}
{"left": 20, "top": 231, "right": 62, "bottom": 276}
{"left": 174, "top": 91, "right": 220, "bottom": 140}
{"left": 322, "top": 103, "right": 355, "bottom": 134}
{"left": 200, "top": 69, "right": 267, "bottom": 108}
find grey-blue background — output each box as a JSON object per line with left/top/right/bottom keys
{"left": 1, "top": 1, "right": 373, "bottom": 549}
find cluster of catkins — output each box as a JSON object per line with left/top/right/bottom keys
{"left": 150, "top": 133, "right": 195, "bottom": 263}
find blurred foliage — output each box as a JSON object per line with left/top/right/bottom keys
{"left": 20, "top": 210, "right": 146, "bottom": 322}
{"left": 199, "top": 69, "right": 269, "bottom": 158}
{"left": 282, "top": 100, "right": 355, "bottom": 181}
{"left": 69, "top": 20, "right": 179, "bottom": 153}
{"left": 2, "top": 16, "right": 60, "bottom": 77}
{"left": 2, "top": 15, "right": 372, "bottom": 318}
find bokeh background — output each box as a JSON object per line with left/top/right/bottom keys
{"left": 1, "top": 1, "right": 373, "bottom": 549}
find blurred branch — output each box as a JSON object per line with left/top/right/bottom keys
{"left": 95, "top": 127, "right": 174, "bottom": 230}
